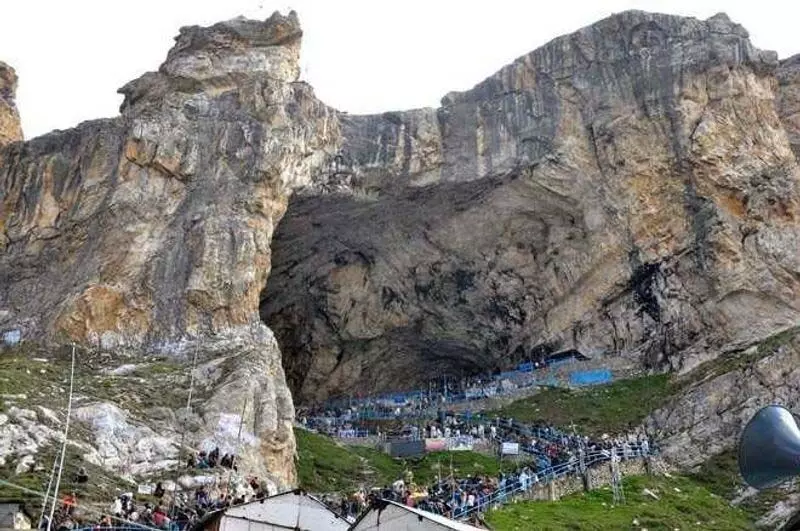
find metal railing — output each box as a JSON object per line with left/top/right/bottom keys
{"left": 425, "top": 444, "right": 653, "bottom": 520}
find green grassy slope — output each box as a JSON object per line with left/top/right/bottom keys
{"left": 488, "top": 374, "right": 673, "bottom": 436}
{"left": 488, "top": 327, "right": 800, "bottom": 439}
{"left": 0, "top": 443, "right": 136, "bottom": 514}
{"left": 486, "top": 474, "right": 754, "bottom": 531}
{"left": 0, "top": 345, "right": 188, "bottom": 415}
{"left": 295, "top": 428, "right": 384, "bottom": 492}
{"left": 295, "top": 429, "right": 522, "bottom": 493}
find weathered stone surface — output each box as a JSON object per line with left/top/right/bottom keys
{"left": 0, "top": 12, "right": 338, "bottom": 487}
{"left": 647, "top": 331, "right": 800, "bottom": 468}
{"left": 778, "top": 54, "right": 800, "bottom": 159}
{"left": 73, "top": 402, "right": 178, "bottom": 475}
{"left": 4, "top": 8, "right": 800, "bottom": 503}
{"left": 645, "top": 329, "right": 800, "bottom": 528}
{"left": 263, "top": 11, "right": 800, "bottom": 403}
{"left": 0, "top": 61, "right": 22, "bottom": 147}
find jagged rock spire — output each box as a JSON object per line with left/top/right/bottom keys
{"left": 0, "top": 61, "right": 22, "bottom": 146}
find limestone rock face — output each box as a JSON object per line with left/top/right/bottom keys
{"left": 647, "top": 330, "right": 800, "bottom": 469}
{"left": 0, "top": 62, "right": 22, "bottom": 147}
{"left": 262, "top": 11, "right": 800, "bottom": 403}
{"left": 779, "top": 54, "right": 800, "bottom": 158}
{"left": 0, "top": 12, "right": 338, "bottom": 487}
{"left": 4, "top": 7, "right": 800, "bottom": 493}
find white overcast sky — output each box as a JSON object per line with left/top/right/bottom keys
{"left": 1, "top": 0, "right": 798, "bottom": 139}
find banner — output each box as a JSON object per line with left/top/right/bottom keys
{"left": 425, "top": 437, "right": 475, "bottom": 452}
{"left": 425, "top": 438, "right": 447, "bottom": 452}
{"left": 501, "top": 442, "right": 520, "bottom": 455}
{"left": 447, "top": 436, "right": 474, "bottom": 452}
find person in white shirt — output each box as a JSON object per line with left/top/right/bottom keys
{"left": 110, "top": 497, "right": 122, "bottom": 517}
{"left": 519, "top": 469, "right": 530, "bottom": 490}
{"left": 467, "top": 492, "right": 476, "bottom": 507}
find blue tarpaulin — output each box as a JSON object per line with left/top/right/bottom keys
{"left": 569, "top": 369, "right": 612, "bottom": 386}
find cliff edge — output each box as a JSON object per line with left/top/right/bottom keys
{"left": 262, "top": 11, "right": 800, "bottom": 407}
{"left": 0, "top": 61, "right": 22, "bottom": 147}
{"left": 0, "top": 12, "right": 339, "bottom": 488}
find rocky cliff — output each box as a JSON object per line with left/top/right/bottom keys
{"left": 3, "top": 8, "right": 800, "bottom": 501}
{"left": 0, "top": 62, "right": 22, "bottom": 147}
{"left": 779, "top": 54, "right": 800, "bottom": 159}
{"left": 0, "top": 12, "right": 338, "bottom": 487}
{"left": 262, "top": 11, "right": 800, "bottom": 404}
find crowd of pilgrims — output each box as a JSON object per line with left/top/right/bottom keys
{"left": 39, "top": 448, "right": 271, "bottom": 531}
{"left": 331, "top": 466, "right": 542, "bottom": 524}
{"left": 329, "top": 414, "right": 655, "bottom": 522}
{"left": 299, "top": 361, "right": 573, "bottom": 434}
{"left": 37, "top": 359, "right": 649, "bottom": 529}
{"left": 39, "top": 412, "right": 655, "bottom": 530}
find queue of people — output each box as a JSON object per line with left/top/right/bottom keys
{"left": 325, "top": 412, "right": 655, "bottom": 523}
{"left": 38, "top": 446, "right": 272, "bottom": 531}
{"left": 185, "top": 447, "right": 237, "bottom": 471}
{"left": 299, "top": 358, "right": 586, "bottom": 431}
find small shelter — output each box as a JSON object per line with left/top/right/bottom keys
{"left": 350, "top": 500, "right": 484, "bottom": 531}
{"left": 194, "top": 489, "right": 349, "bottom": 531}
{"left": 544, "top": 349, "right": 588, "bottom": 365}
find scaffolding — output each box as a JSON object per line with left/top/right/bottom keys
{"left": 610, "top": 451, "right": 625, "bottom": 505}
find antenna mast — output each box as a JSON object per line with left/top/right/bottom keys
{"left": 46, "top": 345, "right": 76, "bottom": 531}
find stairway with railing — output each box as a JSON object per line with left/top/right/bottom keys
{"left": 422, "top": 442, "right": 653, "bottom": 522}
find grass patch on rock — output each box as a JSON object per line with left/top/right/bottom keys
{"left": 690, "top": 449, "right": 790, "bottom": 522}
{"left": 295, "top": 428, "right": 522, "bottom": 494}
{"left": 0, "top": 443, "right": 135, "bottom": 513}
{"left": 683, "top": 326, "right": 800, "bottom": 387}
{"left": 486, "top": 473, "right": 754, "bottom": 531}
{"left": 487, "top": 374, "right": 673, "bottom": 436}
{"left": 0, "top": 343, "right": 189, "bottom": 416}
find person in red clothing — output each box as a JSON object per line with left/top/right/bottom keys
{"left": 62, "top": 492, "right": 78, "bottom": 515}
{"left": 153, "top": 506, "right": 169, "bottom": 528}
{"left": 404, "top": 491, "right": 415, "bottom": 507}
{"left": 95, "top": 514, "right": 112, "bottom": 529}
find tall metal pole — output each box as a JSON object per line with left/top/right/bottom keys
{"left": 229, "top": 397, "right": 248, "bottom": 491}
{"left": 171, "top": 346, "right": 199, "bottom": 514}
{"left": 47, "top": 345, "right": 76, "bottom": 531}
{"left": 185, "top": 347, "right": 198, "bottom": 413}
{"left": 236, "top": 397, "right": 248, "bottom": 445}
{"left": 38, "top": 453, "right": 59, "bottom": 527}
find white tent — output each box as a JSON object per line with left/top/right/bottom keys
{"left": 350, "top": 501, "right": 484, "bottom": 531}
{"left": 198, "top": 490, "right": 350, "bottom": 531}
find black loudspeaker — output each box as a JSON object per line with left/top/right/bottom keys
{"left": 739, "top": 405, "right": 800, "bottom": 490}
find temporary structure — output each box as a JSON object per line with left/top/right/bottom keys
{"left": 350, "top": 500, "right": 484, "bottom": 531}
{"left": 194, "top": 489, "right": 349, "bottom": 531}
